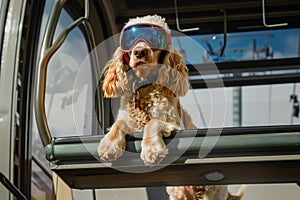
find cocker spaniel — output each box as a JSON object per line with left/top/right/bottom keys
{"left": 98, "top": 15, "right": 189, "bottom": 165}
{"left": 97, "top": 14, "right": 246, "bottom": 200}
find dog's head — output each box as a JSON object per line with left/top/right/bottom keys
{"left": 102, "top": 15, "right": 189, "bottom": 98}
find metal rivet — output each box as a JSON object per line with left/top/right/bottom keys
{"left": 204, "top": 171, "right": 225, "bottom": 182}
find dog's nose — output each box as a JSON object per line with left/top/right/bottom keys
{"left": 134, "top": 48, "right": 148, "bottom": 59}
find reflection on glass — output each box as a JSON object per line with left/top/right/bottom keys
{"left": 38, "top": 8, "right": 300, "bottom": 137}
{"left": 44, "top": 9, "right": 92, "bottom": 137}
{"left": 172, "top": 28, "right": 300, "bottom": 64}
{"left": 181, "top": 83, "right": 300, "bottom": 128}
{"left": 31, "top": 161, "right": 53, "bottom": 200}
{"left": 31, "top": 1, "right": 54, "bottom": 199}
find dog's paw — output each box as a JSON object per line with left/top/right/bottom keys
{"left": 140, "top": 137, "right": 168, "bottom": 165}
{"left": 98, "top": 136, "right": 125, "bottom": 162}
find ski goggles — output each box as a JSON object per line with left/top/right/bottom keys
{"left": 120, "top": 23, "right": 172, "bottom": 52}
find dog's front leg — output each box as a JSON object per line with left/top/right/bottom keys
{"left": 140, "top": 119, "right": 168, "bottom": 165}
{"left": 98, "top": 120, "right": 129, "bottom": 162}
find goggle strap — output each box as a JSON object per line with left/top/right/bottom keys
{"left": 123, "top": 52, "right": 130, "bottom": 64}
{"left": 158, "top": 49, "right": 167, "bottom": 64}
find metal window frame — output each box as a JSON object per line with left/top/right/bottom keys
{"left": 32, "top": 0, "right": 300, "bottom": 190}
{"left": 44, "top": 125, "right": 300, "bottom": 189}
{"left": 34, "top": 0, "right": 101, "bottom": 147}
{"left": 0, "top": 172, "right": 27, "bottom": 200}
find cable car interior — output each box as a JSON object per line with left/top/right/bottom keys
{"left": 0, "top": 0, "right": 300, "bottom": 199}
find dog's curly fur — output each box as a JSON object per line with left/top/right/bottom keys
{"left": 98, "top": 15, "right": 189, "bottom": 165}
{"left": 167, "top": 185, "right": 248, "bottom": 200}
{"left": 97, "top": 14, "right": 246, "bottom": 199}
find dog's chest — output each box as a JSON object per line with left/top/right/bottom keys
{"left": 127, "top": 88, "right": 171, "bottom": 130}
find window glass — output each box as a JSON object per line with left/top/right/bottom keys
{"left": 31, "top": 161, "right": 52, "bottom": 200}
{"left": 0, "top": 0, "right": 2, "bottom": 14}
{"left": 173, "top": 28, "right": 300, "bottom": 64}
{"left": 44, "top": 8, "right": 93, "bottom": 137}
{"left": 32, "top": 0, "right": 95, "bottom": 198}
{"left": 181, "top": 83, "right": 300, "bottom": 128}
{"left": 29, "top": 2, "right": 300, "bottom": 199}
{"left": 31, "top": 4, "right": 97, "bottom": 198}
{"left": 0, "top": 0, "right": 4, "bottom": 74}
{"left": 31, "top": 0, "right": 55, "bottom": 199}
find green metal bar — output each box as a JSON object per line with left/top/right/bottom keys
{"left": 45, "top": 131, "right": 300, "bottom": 164}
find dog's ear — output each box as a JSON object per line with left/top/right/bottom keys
{"left": 157, "top": 49, "right": 189, "bottom": 97}
{"left": 102, "top": 47, "right": 129, "bottom": 98}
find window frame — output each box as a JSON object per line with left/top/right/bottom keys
{"left": 31, "top": 0, "right": 300, "bottom": 190}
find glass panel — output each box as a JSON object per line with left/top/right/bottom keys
{"left": 242, "top": 83, "right": 300, "bottom": 126}
{"left": 72, "top": 189, "right": 95, "bottom": 200}
{"left": 0, "top": 0, "right": 4, "bottom": 75}
{"left": 229, "top": 184, "right": 300, "bottom": 200}
{"left": 44, "top": 8, "right": 93, "bottom": 137}
{"left": 172, "top": 28, "right": 300, "bottom": 64}
{"left": 31, "top": 161, "right": 53, "bottom": 200}
{"left": 31, "top": 1, "right": 54, "bottom": 199}
{"left": 96, "top": 188, "right": 148, "bottom": 200}
{"left": 181, "top": 83, "right": 300, "bottom": 128}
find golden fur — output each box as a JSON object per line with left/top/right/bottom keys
{"left": 167, "top": 185, "right": 248, "bottom": 200}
